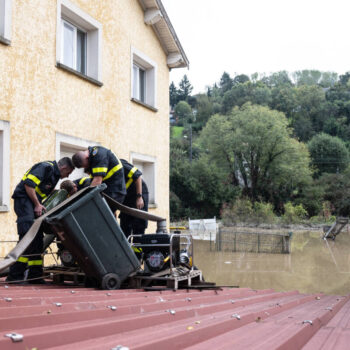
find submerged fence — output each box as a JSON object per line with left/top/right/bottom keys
{"left": 212, "top": 227, "right": 292, "bottom": 254}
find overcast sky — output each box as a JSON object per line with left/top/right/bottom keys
{"left": 162, "top": 0, "right": 350, "bottom": 94}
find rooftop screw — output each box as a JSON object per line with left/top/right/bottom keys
{"left": 5, "top": 333, "right": 23, "bottom": 342}
{"left": 303, "top": 320, "right": 313, "bottom": 325}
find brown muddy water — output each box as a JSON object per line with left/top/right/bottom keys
{"left": 194, "top": 230, "right": 350, "bottom": 295}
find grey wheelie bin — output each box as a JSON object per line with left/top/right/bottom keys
{"left": 44, "top": 184, "right": 140, "bottom": 289}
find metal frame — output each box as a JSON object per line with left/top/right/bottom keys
{"left": 128, "top": 233, "right": 194, "bottom": 277}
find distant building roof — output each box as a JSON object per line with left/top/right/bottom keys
{"left": 138, "top": 0, "right": 189, "bottom": 69}
{"left": 0, "top": 284, "right": 349, "bottom": 349}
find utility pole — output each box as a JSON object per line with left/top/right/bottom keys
{"left": 189, "top": 123, "right": 192, "bottom": 163}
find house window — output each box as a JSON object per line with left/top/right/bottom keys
{"left": 55, "top": 132, "right": 99, "bottom": 187}
{"left": 133, "top": 64, "right": 146, "bottom": 102}
{"left": 131, "top": 48, "right": 157, "bottom": 109}
{"left": 0, "top": 0, "right": 12, "bottom": 45}
{"left": 0, "top": 120, "right": 10, "bottom": 211}
{"left": 130, "top": 153, "right": 156, "bottom": 206}
{"left": 61, "top": 20, "right": 86, "bottom": 75}
{"left": 56, "top": 0, "right": 102, "bottom": 83}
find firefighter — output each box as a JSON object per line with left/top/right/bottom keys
{"left": 73, "top": 176, "right": 92, "bottom": 191}
{"left": 7, "top": 157, "right": 74, "bottom": 283}
{"left": 72, "top": 146, "right": 126, "bottom": 207}
{"left": 119, "top": 159, "right": 149, "bottom": 238}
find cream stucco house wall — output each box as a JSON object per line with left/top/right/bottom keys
{"left": 0, "top": 0, "right": 188, "bottom": 257}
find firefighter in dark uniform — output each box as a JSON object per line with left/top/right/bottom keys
{"left": 72, "top": 146, "right": 126, "bottom": 207}
{"left": 119, "top": 159, "right": 149, "bottom": 238}
{"left": 73, "top": 176, "right": 91, "bottom": 191}
{"left": 7, "top": 157, "right": 74, "bottom": 283}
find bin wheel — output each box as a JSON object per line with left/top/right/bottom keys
{"left": 101, "top": 273, "right": 121, "bottom": 290}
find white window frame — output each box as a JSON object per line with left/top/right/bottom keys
{"left": 0, "top": 0, "right": 12, "bottom": 44}
{"left": 55, "top": 132, "right": 100, "bottom": 185}
{"left": 133, "top": 63, "right": 146, "bottom": 102}
{"left": 0, "top": 120, "right": 10, "bottom": 211}
{"left": 131, "top": 47, "right": 157, "bottom": 109}
{"left": 60, "top": 19, "right": 87, "bottom": 74}
{"left": 130, "top": 152, "right": 157, "bottom": 206}
{"left": 56, "top": 0, "right": 102, "bottom": 82}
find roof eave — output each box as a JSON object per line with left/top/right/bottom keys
{"left": 138, "top": 0, "right": 189, "bottom": 69}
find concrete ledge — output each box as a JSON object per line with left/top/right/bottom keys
{"left": 0, "top": 205, "right": 9, "bottom": 212}
{"left": 56, "top": 62, "right": 103, "bottom": 87}
{"left": 148, "top": 203, "right": 158, "bottom": 209}
{"left": 0, "top": 35, "right": 10, "bottom": 46}
{"left": 131, "top": 98, "right": 158, "bottom": 112}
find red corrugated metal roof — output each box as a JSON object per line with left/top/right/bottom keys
{"left": 0, "top": 284, "right": 348, "bottom": 350}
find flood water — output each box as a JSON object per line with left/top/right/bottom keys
{"left": 194, "top": 230, "right": 350, "bottom": 295}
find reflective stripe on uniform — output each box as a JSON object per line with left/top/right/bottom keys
{"left": 79, "top": 176, "right": 91, "bottom": 185}
{"left": 27, "top": 174, "right": 41, "bottom": 185}
{"left": 103, "top": 163, "right": 122, "bottom": 181}
{"left": 17, "top": 256, "right": 29, "bottom": 263}
{"left": 132, "top": 246, "right": 142, "bottom": 253}
{"left": 22, "top": 168, "right": 31, "bottom": 181}
{"left": 128, "top": 167, "right": 138, "bottom": 178}
{"left": 125, "top": 166, "right": 138, "bottom": 189}
{"left": 35, "top": 186, "right": 47, "bottom": 199}
{"left": 92, "top": 167, "right": 108, "bottom": 174}
{"left": 125, "top": 178, "right": 133, "bottom": 189}
{"left": 27, "top": 260, "right": 43, "bottom": 266}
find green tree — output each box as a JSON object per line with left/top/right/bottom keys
{"left": 308, "top": 133, "right": 349, "bottom": 176}
{"left": 270, "top": 86, "right": 297, "bottom": 118}
{"left": 317, "top": 167, "right": 350, "bottom": 216}
{"left": 233, "top": 74, "right": 250, "bottom": 85}
{"left": 178, "top": 75, "right": 193, "bottom": 101}
{"left": 261, "top": 71, "right": 292, "bottom": 87}
{"left": 292, "top": 85, "right": 327, "bottom": 141}
{"left": 293, "top": 70, "right": 322, "bottom": 86}
{"left": 250, "top": 83, "right": 272, "bottom": 106}
{"left": 319, "top": 72, "right": 338, "bottom": 88}
{"left": 174, "top": 101, "right": 193, "bottom": 125}
{"left": 193, "top": 94, "right": 213, "bottom": 130}
{"left": 169, "top": 146, "right": 237, "bottom": 219}
{"left": 169, "top": 81, "right": 179, "bottom": 108}
{"left": 198, "top": 103, "right": 312, "bottom": 203}
{"left": 221, "top": 82, "right": 251, "bottom": 113}
{"left": 219, "top": 72, "right": 233, "bottom": 95}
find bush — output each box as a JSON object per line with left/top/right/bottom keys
{"left": 221, "top": 199, "right": 276, "bottom": 225}
{"left": 282, "top": 202, "right": 307, "bottom": 224}
{"left": 221, "top": 199, "right": 253, "bottom": 225}
{"left": 253, "top": 202, "right": 276, "bottom": 224}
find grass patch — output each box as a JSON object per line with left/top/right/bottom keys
{"left": 171, "top": 126, "right": 184, "bottom": 138}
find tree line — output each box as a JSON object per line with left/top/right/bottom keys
{"left": 170, "top": 71, "right": 350, "bottom": 221}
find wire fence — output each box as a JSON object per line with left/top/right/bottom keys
{"left": 211, "top": 227, "right": 292, "bottom": 254}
